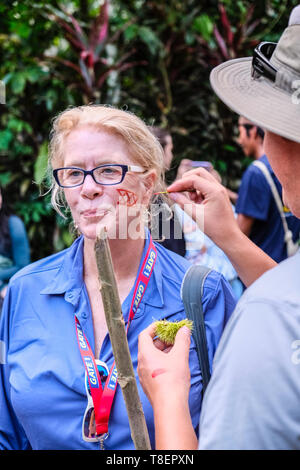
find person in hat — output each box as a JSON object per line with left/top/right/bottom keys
{"left": 137, "top": 8, "right": 300, "bottom": 449}
{"left": 235, "top": 116, "right": 300, "bottom": 264}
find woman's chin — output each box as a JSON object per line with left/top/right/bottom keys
{"left": 80, "top": 221, "right": 118, "bottom": 241}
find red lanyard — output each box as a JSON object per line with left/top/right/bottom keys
{"left": 75, "top": 237, "right": 157, "bottom": 437}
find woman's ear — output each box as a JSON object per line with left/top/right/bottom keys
{"left": 141, "top": 170, "right": 157, "bottom": 205}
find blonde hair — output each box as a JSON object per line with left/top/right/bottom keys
{"left": 47, "top": 105, "right": 167, "bottom": 215}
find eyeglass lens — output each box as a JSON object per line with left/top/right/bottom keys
{"left": 57, "top": 165, "right": 124, "bottom": 187}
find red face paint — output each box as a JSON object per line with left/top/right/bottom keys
{"left": 117, "top": 188, "right": 138, "bottom": 207}
{"left": 151, "top": 368, "right": 166, "bottom": 379}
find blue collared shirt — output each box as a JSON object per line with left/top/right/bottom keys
{"left": 0, "top": 234, "right": 236, "bottom": 450}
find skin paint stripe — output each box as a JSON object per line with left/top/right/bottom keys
{"left": 151, "top": 368, "right": 166, "bottom": 379}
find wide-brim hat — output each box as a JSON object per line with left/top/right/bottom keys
{"left": 210, "top": 16, "right": 300, "bottom": 144}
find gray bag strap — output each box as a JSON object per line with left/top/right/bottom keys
{"left": 253, "top": 160, "right": 298, "bottom": 257}
{"left": 181, "top": 265, "right": 212, "bottom": 393}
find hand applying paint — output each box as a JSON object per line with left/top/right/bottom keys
{"left": 137, "top": 323, "right": 198, "bottom": 449}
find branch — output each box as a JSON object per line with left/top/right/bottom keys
{"left": 94, "top": 227, "right": 151, "bottom": 450}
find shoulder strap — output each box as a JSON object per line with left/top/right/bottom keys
{"left": 181, "top": 265, "right": 212, "bottom": 393}
{"left": 253, "top": 160, "right": 285, "bottom": 218}
{"left": 253, "top": 160, "right": 298, "bottom": 256}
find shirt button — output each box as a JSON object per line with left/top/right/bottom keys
{"left": 82, "top": 312, "right": 88, "bottom": 319}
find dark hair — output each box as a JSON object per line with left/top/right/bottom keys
{"left": 256, "top": 126, "right": 265, "bottom": 140}
{"left": 242, "top": 123, "right": 265, "bottom": 140}
{"left": 148, "top": 126, "right": 171, "bottom": 149}
{"left": 0, "top": 189, "right": 11, "bottom": 255}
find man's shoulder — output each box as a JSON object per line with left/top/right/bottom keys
{"left": 241, "top": 252, "right": 300, "bottom": 307}
{"left": 243, "top": 156, "right": 270, "bottom": 180}
{"left": 238, "top": 157, "right": 271, "bottom": 198}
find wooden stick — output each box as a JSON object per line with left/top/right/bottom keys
{"left": 94, "top": 227, "right": 151, "bottom": 450}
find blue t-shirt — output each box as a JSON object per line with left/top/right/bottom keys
{"left": 236, "top": 154, "right": 300, "bottom": 262}
{"left": 0, "top": 234, "right": 236, "bottom": 450}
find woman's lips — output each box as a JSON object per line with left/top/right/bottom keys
{"left": 80, "top": 205, "right": 113, "bottom": 218}
{"left": 81, "top": 209, "right": 99, "bottom": 217}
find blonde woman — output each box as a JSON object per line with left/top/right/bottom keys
{"left": 0, "top": 105, "right": 236, "bottom": 450}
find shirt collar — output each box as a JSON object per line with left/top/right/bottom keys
{"left": 40, "top": 231, "right": 164, "bottom": 307}
{"left": 40, "top": 236, "right": 84, "bottom": 302}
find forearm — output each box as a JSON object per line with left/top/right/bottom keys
{"left": 218, "top": 228, "right": 277, "bottom": 287}
{"left": 153, "top": 395, "right": 198, "bottom": 450}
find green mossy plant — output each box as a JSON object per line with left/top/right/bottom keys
{"left": 154, "top": 319, "right": 193, "bottom": 345}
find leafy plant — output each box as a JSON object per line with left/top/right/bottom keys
{"left": 43, "top": 1, "right": 147, "bottom": 102}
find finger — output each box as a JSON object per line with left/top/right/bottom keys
{"left": 153, "top": 337, "right": 172, "bottom": 352}
{"left": 171, "top": 326, "right": 191, "bottom": 362}
{"left": 167, "top": 174, "right": 217, "bottom": 195}
{"left": 138, "top": 323, "right": 157, "bottom": 349}
{"left": 169, "top": 191, "right": 194, "bottom": 206}
{"left": 182, "top": 167, "right": 217, "bottom": 183}
{"left": 168, "top": 192, "right": 205, "bottom": 227}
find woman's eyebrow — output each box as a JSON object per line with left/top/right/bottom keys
{"left": 62, "top": 156, "right": 124, "bottom": 167}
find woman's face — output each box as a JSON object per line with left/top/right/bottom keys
{"left": 60, "top": 126, "right": 155, "bottom": 240}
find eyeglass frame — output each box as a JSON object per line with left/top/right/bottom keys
{"left": 53, "top": 164, "right": 145, "bottom": 188}
{"left": 252, "top": 41, "right": 277, "bottom": 82}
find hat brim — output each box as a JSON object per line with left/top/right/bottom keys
{"left": 210, "top": 57, "right": 300, "bottom": 144}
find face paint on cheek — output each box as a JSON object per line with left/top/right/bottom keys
{"left": 151, "top": 368, "right": 167, "bottom": 379}
{"left": 116, "top": 188, "right": 138, "bottom": 207}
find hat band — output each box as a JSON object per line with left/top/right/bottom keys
{"left": 274, "top": 66, "right": 300, "bottom": 97}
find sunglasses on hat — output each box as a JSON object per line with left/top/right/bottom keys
{"left": 252, "top": 41, "right": 277, "bottom": 82}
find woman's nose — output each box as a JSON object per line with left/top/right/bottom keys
{"left": 80, "top": 174, "right": 103, "bottom": 198}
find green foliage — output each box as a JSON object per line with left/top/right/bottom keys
{"left": 0, "top": 0, "right": 297, "bottom": 261}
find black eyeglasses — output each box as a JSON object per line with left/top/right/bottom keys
{"left": 53, "top": 164, "right": 144, "bottom": 188}
{"left": 252, "top": 41, "right": 277, "bottom": 82}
